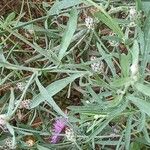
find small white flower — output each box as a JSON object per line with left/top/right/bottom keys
{"left": 16, "top": 82, "right": 25, "bottom": 91}
{"left": 108, "top": 32, "right": 119, "bottom": 47}
{"left": 0, "top": 114, "right": 8, "bottom": 132}
{"left": 130, "top": 63, "right": 139, "bottom": 82}
{"left": 5, "top": 138, "right": 16, "bottom": 149}
{"left": 15, "top": 99, "right": 31, "bottom": 109}
{"left": 90, "top": 56, "right": 104, "bottom": 73}
{"left": 109, "top": 40, "right": 119, "bottom": 47}
{"left": 20, "top": 99, "right": 31, "bottom": 109}
{"left": 65, "top": 128, "right": 75, "bottom": 142}
{"left": 85, "top": 16, "right": 94, "bottom": 29}
{"left": 128, "top": 21, "right": 136, "bottom": 27}
{"left": 85, "top": 100, "right": 90, "bottom": 104}
{"left": 130, "top": 64, "right": 138, "bottom": 76}
{"left": 129, "top": 7, "right": 136, "bottom": 19}
{"left": 0, "top": 114, "right": 6, "bottom": 126}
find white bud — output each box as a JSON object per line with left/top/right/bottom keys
{"left": 94, "top": 115, "right": 99, "bottom": 120}
{"left": 90, "top": 56, "right": 104, "bottom": 73}
{"left": 5, "top": 138, "right": 16, "bottom": 149}
{"left": 86, "top": 100, "right": 90, "bottom": 104}
{"left": 85, "top": 16, "right": 94, "bottom": 29}
{"left": 129, "top": 7, "right": 136, "bottom": 18}
{"left": 130, "top": 64, "right": 138, "bottom": 76}
{"left": 16, "top": 82, "right": 25, "bottom": 91}
{"left": 0, "top": 114, "right": 6, "bottom": 126}
{"left": 20, "top": 99, "right": 31, "bottom": 109}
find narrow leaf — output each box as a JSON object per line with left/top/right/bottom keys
{"left": 125, "top": 115, "right": 133, "bottom": 150}
{"left": 35, "top": 77, "right": 67, "bottom": 117}
{"left": 135, "top": 83, "right": 150, "bottom": 97}
{"left": 7, "top": 88, "right": 15, "bottom": 116}
{"left": 128, "top": 95, "right": 150, "bottom": 116}
{"left": 58, "top": 9, "right": 78, "bottom": 60}
{"left": 120, "top": 53, "right": 130, "bottom": 77}
{"left": 30, "top": 73, "right": 83, "bottom": 108}
{"left": 131, "top": 40, "right": 139, "bottom": 65}
{"left": 48, "top": 0, "right": 82, "bottom": 15}
{"left": 94, "top": 12, "right": 123, "bottom": 39}
{"left": 37, "top": 144, "right": 52, "bottom": 150}
{"left": 141, "top": 12, "right": 150, "bottom": 75}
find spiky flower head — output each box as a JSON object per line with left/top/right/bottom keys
{"left": 51, "top": 117, "right": 67, "bottom": 144}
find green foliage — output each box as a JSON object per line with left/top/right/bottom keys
{"left": 0, "top": 0, "right": 150, "bottom": 149}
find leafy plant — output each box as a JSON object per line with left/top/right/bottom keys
{"left": 0, "top": 0, "right": 150, "bottom": 149}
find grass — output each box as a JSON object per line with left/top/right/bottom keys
{"left": 0, "top": 0, "right": 150, "bottom": 149}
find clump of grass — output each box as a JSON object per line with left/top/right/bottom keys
{"left": 0, "top": 0, "right": 150, "bottom": 149}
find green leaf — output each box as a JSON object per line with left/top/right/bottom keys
{"left": 142, "top": 1, "right": 150, "bottom": 14}
{"left": 35, "top": 77, "right": 67, "bottom": 117}
{"left": 30, "top": 73, "right": 83, "bottom": 108}
{"left": 7, "top": 88, "right": 15, "bottom": 116}
{"left": 135, "top": 83, "right": 150, "bottom": 97}
{"left": 6, "top": 123, "right": 16, "bottom": 147}
{"left": 37, "top": 144, "right": 52, "bottom": 150}
{"left": 141, "top": 12, "right": 150, "bottom": 75}
{"left": 128, "top": 95, "right": 150, "bottom": 116}
{"left": 94, "top": 12, "right": 123, "bottom": 39}
{"left": 125, "top": 115, "right": 133, "bottom": 150}
{"left": 97, "top": 42, "right": 116, "bottom": 77}
{"left": 87, "top": 117, "right": 113, "bottom": 141}
{"left": 130, "top": 142, "right": 142, "bottom": 150}
{"left": 131, "top": 40, "right": 139, "bottom": 65}
{"left": 110, "top": 77, "right": 131, "bottom": 88}
{"left": 4, "top": 12, "right": 16, "bottom": 27}
{"left": 58, "top": 9, "right": 78, "bottom": 60}
{"left": 143, "top": 127, "right": 150, "bottom": 143}
{"left": 137, "top": 26, "right": 144, "bottom": 55}
{"left": 137, "top": 112, "right": 146, "bottom": 131}
{"left": 136, "top": 0, "right": 142, "bottom": 11}
{"left": 68, "top": 105, "right": 107, "bottom": 115}
{"left": 0, "top": 48, "right": 6, "bottom": 62}
{"left": 96, "top": 140, "right": 124, "bottom": 146}
{"left": 120, "top": 53, "right": 130, "bottom": 77}
{"left": 6, "top": 12, "right": 15, "bottom": 22}
{"left": 48, "top": 0, "right": 82, "bottom": 15}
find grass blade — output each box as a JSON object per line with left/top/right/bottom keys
{"left": 30, "top": 73, "right": 83, "bottom": 108}
{"left": 125, "top": 115, "right": 133, "bottom": 150}
{"left": 48, "top": 0, "right": 82, "bottom": 15}
{"left": 94, "top": 11, "right": 123, "bottom": 39}
{"left": 128, "top": 95, "right": 150, "bottom": 116}
{"left": 135, "top": 83, "right": 150, "bottom": 97}
{"left": 58, "top": 9, "right": 78, "bottom": 60}
{"left": 35, "top": 77, "right": 67, "bottom": 118}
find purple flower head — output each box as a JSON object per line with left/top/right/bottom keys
{"left": 51, "top": 117, "right": 67, "bottom": 144}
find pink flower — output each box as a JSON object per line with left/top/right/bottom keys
{"left": 51, "top": 118, "right": 67, "bottom": 144}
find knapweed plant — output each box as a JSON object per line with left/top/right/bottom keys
{"left": 0, "top": 0, "right": 150, "bottom": 149}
